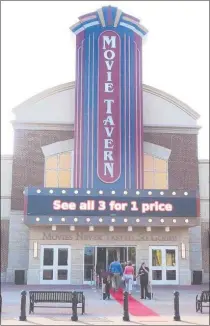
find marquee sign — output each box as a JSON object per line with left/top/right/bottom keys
{"left": 70, "top": 6, "right": 148, "bottom": 190}
{"left": 25, "top": 188, "right": 199, "bottom": 218}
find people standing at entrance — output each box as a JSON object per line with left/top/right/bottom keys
{"left": 109, "top": 258, "right": 123, "bottom": 291}
{"left": 123, "top": 261, "right": 134, "bottom": 294}
{"left": 138, "top": 262, "right": 150, "bottom": 299}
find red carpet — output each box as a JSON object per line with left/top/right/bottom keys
{"left": 110, "top": 288, "right": 159, "bottom": 316}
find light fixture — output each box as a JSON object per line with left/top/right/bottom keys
{"left": 87, "top": 190, "right": 91, "bottom": 194}
{"left": 21, "top": 218, "right": 24, "bottom": 222}
{"left": 48, "top": 217, "right": 52, "bottom": 222}
{"left": 86, "top": 218, "right": 90, "bottom": 222}
{"left": 146, "top": 226, "right": 151, "bottom": 232}
{"left": 99, "top": 190, "right": 103, "bottom": 194}
{"left": 172, "top": 191, "right": 176, "bottom": 195}
{"left": 99, "top": 218, "right": 103, "bottom": 223}
{"left": 160, "top": 191, "right": 164, "bottom": 195}
{"left": 181, "top": 243, "right": 186, "bottom": 259}
{"left": 136, "top": 218, "right": 140, "bottom": 223}
{"left": 61, "top": 217, "right": 65, "bottom": 222}
{"left": 136, "top": 191, "right": 140, "bottom": 195}
{"left": 52, "top": 225, "right": 56, "bottom": 231}
{"left": 36, "top": 217, "right": 40, "bottom": 222}
{"left": 36, "top": 189, "right": 41, "bottom": 193}
{"left": 49, "top": 189, "right": 53, "bottom": 194}
{"left": 173, "top": 219, "right": 176, "bottom": 223}
{"left": 70, "top": 225, "right": 75, "bottom": 231}
{"left": 124, "top": 191, "right": 128, "bottom": 195}
{"left": 62, "top": 190, "right": 66, "bottom": 194}
{"left": 148, "top": 191, "right": 152, "bottom": 195}
{"left": 124, "top": 218, "right": 128, "bottom": 223}
{"left": 128, "top": 226, "right": 132, "bottom": 232}
{"left": 74, "top": 190, "right": 78, "bottom": 194}
{"left": 148, "top": 218, "right": 152, "bottom": 223}
{"left": 89, "top": 226, "right": 94, "bottom": 232}
{"left": 184, "top": 192, "right": 188, "bottom": 196}
{"left": 23, "top": 190, "right": 25, "bottom": 194}
{"left": 185, "top": 219, "right": 189, "bottom": 224}
{"left": 33, "top": 242, "right": 38, "bottom": 258}
{"left": 160, "top": 219, "right": 164, "bottom": 223}
{"left": 165, "top": 226, "right": 170, "bottom": 232}
{"left": 74, "top": 217, "right": 78, "bottom": 222}
{"left": 109, "top": 226, "right": 114, "bottom": 232}
{"left": 111, "top": 190, "right": 115, "bottom": 194}
{"left": 111, "top": 218, "right": 115, "bottom": 223}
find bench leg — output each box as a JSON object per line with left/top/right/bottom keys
{"left": 200, "top": 304, "right": 202, "bottom": 313}
{"left": 29, "top": 301, "right": 34, "bottom": 314}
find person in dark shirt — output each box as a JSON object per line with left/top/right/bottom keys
{"left": 138, "top": 262, "right": 150, "bottom": 299}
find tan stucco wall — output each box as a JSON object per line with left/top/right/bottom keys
{"left": 27, "top": 226, "right": 191, "bottom": 285}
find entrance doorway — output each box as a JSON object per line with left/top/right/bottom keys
{"left": 83, "top": 246, "right": 136, "bottom": 284}
{"left": 149, "top": 246, "right": 179, "bottom": 285}
{"left": 40, "top": 245, "right": 71, "bottom": 284}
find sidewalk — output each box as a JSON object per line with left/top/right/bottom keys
{"left": 1, "top": 315, "right": 209, "bottom": 325}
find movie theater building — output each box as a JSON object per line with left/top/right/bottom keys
{"left": 4, "top": 6, "right": 202, "bottom": 286}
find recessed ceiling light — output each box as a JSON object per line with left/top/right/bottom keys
{"left": 172, "top": 192, "right": 176, "bottom": 195}
{"left": 124, "top": 191, "right": 128, "bottom": 195}
{"left": 148, "top": 218, "right": 152, "bottom": 223}
{"left": 111, "top": 218, "right": 115, "bottom": 223}
{"left": 49, "top": 217, "right": 52, "bottom": 222}
{"left": 136, "top": 191, "right": 140, "bottom": 195}
{"left": 99, "top": 218, "right": 103, "bottom": 223}
{"left": 74, "top": 217, "right": 78, "bottom": 222}
{"left": 148, "top": 191, "right": 152, "bottom": 195}
{"left": 124, "top": 218, "right": 128, "bottom": 222}
{"left": 160, "top": 191, "right": 164, "bottom": 195}
{"left": 61, "top": 217, "right": 65, "bottom": 222}
{"left": 185, "top": 219, "right": 189, "bottom": 223}
{"left": 136, "top": 218, "right": 140, "bottom": 223}
{"left": 36, "top": 217, "right": 40, "bottom": 222}
{"left": 62, "top": 190, "right": 66, "bottom": 194}
{"left": 86, "top": 218, "right": 90, "bottom": 222}
{"left": 173, "top": 219, "right": 176, "bottom": 223}
{"left": 160, "top": 219, "right": 164, "bottom": 223}
{"left": 49, "top": 189, "right": 53, "bottom": 194}
{"left": 87, "top": 190, "right": 91, "bottom": 194}
{"left": 184, "top": 192, "right": 188, "bottom": 196}
{"left": 37, "top": 189, "right": 41, "bottom": 193}
{"left": 74, "top": 190, "right": 78, "bottom": 194}
{"left": 99, "top": 190, "right": 103, "bottom": 194}
{"left": 111, "top": 190, "right": 115, "bottom": 194}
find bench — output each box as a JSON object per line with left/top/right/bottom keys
{"left": 196, "top": 290, "right": 210, "bottom": 313}
{"left": 29, "top": 291, "right": 85, "bottom": 314}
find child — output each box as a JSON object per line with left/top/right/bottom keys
{"left": 102, "top": 275, "right": 111, "bottom": 300}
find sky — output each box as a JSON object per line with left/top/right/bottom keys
{"left": 1, "top": 1, "right": 209, "bottom": 158}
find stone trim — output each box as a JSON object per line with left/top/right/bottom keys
{"left": 11, "top": 122, "right": 200, "bottom": 134}
{"left": 144, "top": 142, "right": 171, "bottom": 160}
{"left": 41, "top": 139, "right": 74, "bottom": 157}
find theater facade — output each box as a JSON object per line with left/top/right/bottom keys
{"left": 3, "top": 6, "right": 203, "bottom": 285}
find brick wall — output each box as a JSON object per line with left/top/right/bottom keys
{"left": 11, "top": 129, "right": 73, "bottom": 210}
{"left": 11, "top": 130, "right": 199, "bottom": 210}
{"left": 1, "top": 220, "right": 9, "bottom": 272}
{"left": 144, "top": 133, "right": 199, "bottom": 190}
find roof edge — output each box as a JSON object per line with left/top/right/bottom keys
{"left": 12, "top": 81, "right": 200, "bottom": 120}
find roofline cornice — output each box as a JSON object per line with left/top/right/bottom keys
{"left": 12, "top": 81, "right": 200, "bottom": 121}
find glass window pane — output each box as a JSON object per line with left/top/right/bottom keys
{"left": 58, "top": 249, "right": 68, "bottom": 266}
{"left": 154, "top": 158, "right": 167, "bottom": 172}
{"left": 43, "top": 270, "right": 53, "bottom": 280}
{"left": 144, "top": 172, "right": 154, "bottom": 189}
{"left": 84, "top": 247, "right": 95, "bottom": 265}
{"left": 166, "top": 249, "right": 176, "bottom": 266}
{"left": 58, "top": 170, "right": 71, "bottom": 188}
{"left": 128, "top": 247, "right": 136, "bottom": 274}
{"left": 59, "top": 152, "right": 71, "bottom": 170}
{"left": 45, "top": 156, "right": 58, "bottom": 169}
{"left": 154, "top": 173, "right": 168, "bottom": 189}
{"left": 45, "top": 170, "right": 58, "bottom": 187}
{"left": 152, "top": 249, "right": 162, "bottom": 266}
{"left": 43, "top": 248, "right": 54, "bottom": 266}
{"left": 144, "top": 155, "right": 154, "bottom": 171}
{"left": 152, "top": 270, "right": 162, "bottom": 280}
{"left": 84, "top": 265, "right": 93, "bottom": 281}
{"left": 57, "top": 269, "right": 68, "bottom": 280}
{"left": 166, "top": 270, "right": 176, "bottom": 280}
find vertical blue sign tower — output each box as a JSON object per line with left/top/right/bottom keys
{"left": 70, "top": 6, "right": 148, "bottom": 191}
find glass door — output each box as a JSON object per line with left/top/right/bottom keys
{"left": 83, "top": 246, "right": 96, "bottom": 285}
{"left": 149, "top": 246, "right": 178, "bottom": 285}
{"left": 40, "top": 245, "right": 71, "bottom": 284}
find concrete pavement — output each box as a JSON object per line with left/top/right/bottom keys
{"left": 1, "top": 284, "right": 209, "bottom": 325}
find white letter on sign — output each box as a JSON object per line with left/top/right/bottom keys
{"left": 103, "top": 36, "right": 116, "bottom": 49}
